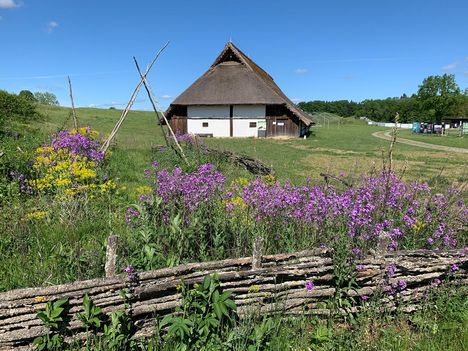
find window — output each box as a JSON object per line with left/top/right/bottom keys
{"left": 202, "top": 122, "right": 209, "bottom": 127}
{"left": 249, "top": 122, "right": 257, "bottom": 128}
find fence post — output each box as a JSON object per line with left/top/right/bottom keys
{"left": 252, "top": 236, "right": 264, "bottom": 270}
{"left": 105, "top": 235, "right": 118, "bottom": 278}
{"left": 376, "top": 231, "right": 389, "bottom": 255}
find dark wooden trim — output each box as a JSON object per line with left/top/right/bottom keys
{"left": 229, "top": 105, "right": 233, "bottom": 137}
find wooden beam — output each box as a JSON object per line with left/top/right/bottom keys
{"left": 230, "top": 105, "right": 233, "bottom": 137}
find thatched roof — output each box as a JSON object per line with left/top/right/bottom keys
{"left": 166, "top": 42, "right": 313, "bottom": 126}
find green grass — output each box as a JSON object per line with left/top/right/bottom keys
{"left": 398, "top": 129, "right": 468, "bottom": 148}
{"left": 31, "top": 105, "right": 468, "bottom": 190}
{"left": 205, "top": 122, "right": 468, "bottom": 188}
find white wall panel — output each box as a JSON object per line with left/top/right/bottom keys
{"left": 187, "top": 105, "right": 229, "bottom": 118}
{"left": 187, "top": 119, "right": 230, "bottom": 137}
{"left": 233, "top": 119, "right": 266, "bottom": 137}
{"left": 187, "top": 105, "right": 266, "bottom": 137}
{"left": 233, "top": 105, "right": 265, "bottom": 118}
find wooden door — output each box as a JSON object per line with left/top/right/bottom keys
{"left": 170, "top": 117, "right": 187, "bottom": 134}
{"left": 275, "top": 118, "right": 287, "bottom": 136}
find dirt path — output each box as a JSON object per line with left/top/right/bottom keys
{"left": 372, "top": 131, "right": 468, "bottom": 154}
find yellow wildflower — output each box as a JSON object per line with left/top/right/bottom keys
{"left": 261, "top": 174, "right": 276, "bottom": 186}
{"left": 34, "top": 296, "right": 47, "bottom": 303}
{"left": 24, "top": 211, "right": 48, "bottom": 221}
{"left": 136, "top": 186, "right": 152, "bottom": 196}
{"left": 413, "top": 220, "right": 425, "bottom": 232}
{"left": 234, "top": 177, "right": 249, "bottom": 188}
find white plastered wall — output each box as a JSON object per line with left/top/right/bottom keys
{"left": 186, "top": 105, "right": 266, "bottom": 137}
{"left": 233, "top": 105, "right": 266, "bottom": 137}
{"left": 187, "top": 119, "right": 230, "bottom": 137}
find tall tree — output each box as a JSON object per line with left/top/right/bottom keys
{"left": 34, "top": 91, "right": 59, "bottom": 106}
{"left": 417, "top": 74, "right": 461, "bottom": 123}
{"left": 18, "top": 90, "right": 37, "bottom": 103}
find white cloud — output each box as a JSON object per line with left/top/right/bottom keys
{"left": 442, "top": 62, "right": 457, "bottom": 70}
{"left": 464, "top": 71, "right": 468, "bottom": 77}
{"left": 88, "top": 104, "right": 96, "bottom": 108}
{"left": 340, "top": 74, "right": 356, "bottom": 81}
{"left": 160, "top": 94, "right": 172, "bottom": 99}
{"left": 46, "top": 20, "right": 59, "bottom": 33}
{"left": 291, "top": 98, "right": 302, "bottom": 104}
{"left": 0, "top": 0, "right": 19, "bottom": 9}
{"left": 294, "top": 68, "right": 308, "bottom": 75}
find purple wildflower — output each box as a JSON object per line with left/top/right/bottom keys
{"left": 125, "top": 207, "right": 140, "bottom": 226}
{"left": 124, "top": 265, "right": 137, "bottom": 281}
{"left": 451, "top": 264, "right": 459, "bottom": 272}
{"left": 305, "top": 281, "right": 315, "bottom": 291}
{"left": 398, "top": 279, "right": 407, "bottom": 291}
{"left": 50, "top": 129, "right": 104, "bottom": 162}
{"left": 387, "top": 263, "right": 397, "bottom": 277}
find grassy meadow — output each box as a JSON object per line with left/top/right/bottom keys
{"left": 398, "top": 128, "right": 468, "bottom": 148}
{"left": 35, "top": 106, "right": 468, "bottom": 191}
{"left": 1, "top": 105, "right": 467, "bottom": 350}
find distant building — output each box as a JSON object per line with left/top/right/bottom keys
{"left": 442, "top": 117, "right": 468, "bottom": 128}
{"left": 166, "top": 42, "right": 313, "bottom": 138}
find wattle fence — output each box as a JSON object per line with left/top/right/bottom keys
{"left": 0, "top": 239, "right": 466, "bottom": 350}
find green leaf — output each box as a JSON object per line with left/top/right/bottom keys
{"left": 213, "top": 303, "right": 222, "bottom": 319}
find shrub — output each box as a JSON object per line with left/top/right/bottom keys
{"left": 19, "top": 90, "right": 37, "bottom": 103}
{"left": 0, "top": 90, "right": 39, "bottom": 131}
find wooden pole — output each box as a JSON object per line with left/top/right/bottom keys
{"left": 132, "top": 58, "right": 169, "bottom": 147}
{"left": 252, "top": 236, "right": 264, "bottom": 270}
{"left": 133, "top": 56, "right": 189, "bottom": 165}
{"left": 68, "top": 76, "right": 78, "bottom": 130}
{"left": 105, "top": 235, "right": 118, "bottom": 278}
{"left": 100, "top": 42, "right": 170, "bottom": 153}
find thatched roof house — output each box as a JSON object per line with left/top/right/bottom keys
{"left": 166, "top": 42, "right": 313, "bottom": 137}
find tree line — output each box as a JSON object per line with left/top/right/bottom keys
{"left": 298, "top": 74, "right": 468, "bottom": 123}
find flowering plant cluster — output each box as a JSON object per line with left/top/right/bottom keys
{"left": 136, "top": 161, "right": 225, "bottom": 217}
{"left": 30, "top": 127, "right": 115, "bottom": 196}
{"left": 231, "top": 172, "right": 466, "bottom": 252}
{"left": 127, "top": 162, "right": 467, "bottom": 262}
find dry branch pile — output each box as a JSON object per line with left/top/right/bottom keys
{"left": 151, "top": 143, "right": 273, "bottom": 176}
{"left": 204, "top": 146, "right": 272, "bottom": 176}
{"left": 0, "top": 248, "right": 466, "bottom": 350}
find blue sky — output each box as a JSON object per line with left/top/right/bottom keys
{"left": 0, "top": 0, "right": 467, "bottom": 110}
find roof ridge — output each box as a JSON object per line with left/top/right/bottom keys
{"left": 167, "top": 42, "right": 313, "bottom": 126}
{"left": 225, "top": 43, "right": 312, "bottom": 124}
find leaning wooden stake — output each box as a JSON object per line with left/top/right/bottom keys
{"left": 68, "top": 76, "right": 78, "bottom": 130}
{"left": 100, "top": 42, "right": 170, "bottom": 153}
{"left": 133, "top": 56, "right": 189, "bottom": 165}
{"left": 387, "top": 112, "right": 400, "bottom": 174}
